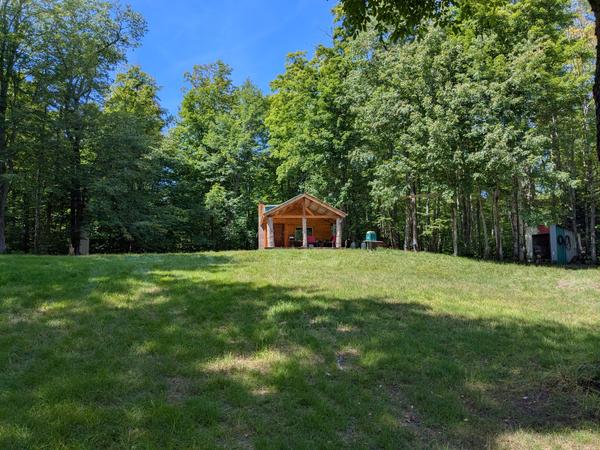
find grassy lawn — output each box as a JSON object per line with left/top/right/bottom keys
{"left": 1, "top": 250, "right": 599, "bottom": 449}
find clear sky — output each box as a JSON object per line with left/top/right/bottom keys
{"left": 124, "top": 0, "right": 336, "bottom": 117}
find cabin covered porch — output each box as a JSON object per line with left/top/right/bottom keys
{"left": 258, "top": 193, "right": 347, "bottom": 249}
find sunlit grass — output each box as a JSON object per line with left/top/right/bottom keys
{"left": 0, "top": 250, "right": 599, "bottom": 448}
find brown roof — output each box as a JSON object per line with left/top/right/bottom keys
{"left": 263, "top": 193, "right": 347, "bottom": 218}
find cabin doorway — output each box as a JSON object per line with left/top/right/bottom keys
{"left": 532, "top": 234, "right": 551, "bottom": 262}
{"left": 274, "top": 223, "right": 285, "bottom": 247}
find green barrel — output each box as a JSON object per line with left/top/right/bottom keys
{"left": 365, "top": 231, "right": 377, "bottom": 241}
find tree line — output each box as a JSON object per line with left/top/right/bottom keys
{"left": 0, "top": 0, "right": 598, "bottom": 263}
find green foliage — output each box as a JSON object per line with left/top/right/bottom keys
{"left": 160, "top": 61, "right": 271, "bottom": 250}
{"left": 87, "top": 66, "right": 168, "bottom": 252}
{"left": 1, "top": 0, "right": 598, "bottom": 260}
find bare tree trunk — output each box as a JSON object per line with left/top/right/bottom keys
{"left": 433, "top": 198, "right": 441, "bottom": 253}
{"left": 591, "top": 1, "right": 600, "bottom": 162}
{"left": 580, "top": 61, "right": 597, "bottom": 263}
{"left": 425, "top": 192, "right": 430, "bottom": 251}
{"left": 566, "top": 127, "right": 583, "bottom": 255}
{"left": 591, "top": 201, "right": 597, "bottom": 264}
{"left": 464, "top": 193, "right": 472, "bottom": 255}
{"left": 404, "top": 198, "right": 410, "bottom": 251}
{"left": 22, "top": 192, "right": 30, "bottom": 252}
{"left": 478, "top": 188, "right": 490, "bottom": 259}
{"left": 69, "top": 136, "right": 85, "bottom": 255}
{"left": 518, "top": 203, "right": 526, "bottom": 262}
{"left": 493, "top": 188, "right": 503, "bottom": 260}
{"left": 452, "top": 196, "right": 458, "bottom": 257}
{"left": 514, "top": 177, "right": 525, "bottom": 262}
{"left": 33, "top": 167, "right": 41, "bottom": 253}
{"left": 0, "top": 2, "right": 26, "bottom": 253}
{"left": 475, "top": 192, "right": 481, "bottom": 256}
{"left": 510, "top": 181, "right": 519, "bottom": 261}
{"left": 0, "top": 179, "right": 7, "bottom": 253}
{"left": 410, "top": 183, "right": 419, "bottom": 251}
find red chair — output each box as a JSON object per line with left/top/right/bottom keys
{"left": 307, "top": 235, "right": 317, "bottom": 246}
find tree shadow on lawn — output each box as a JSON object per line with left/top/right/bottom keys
{"left": 0, "top": 254, "right": 599, "bottom": 449}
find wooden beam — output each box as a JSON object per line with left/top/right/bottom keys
{"left": 271, "top": 215, "right": 338, "bottom": 219}
{"left": 305, "top": 201, "right": 315, "bottom": 216}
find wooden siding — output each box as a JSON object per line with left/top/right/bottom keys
{"left": 258, "top": 216, "right": 336, "bottom": 248}
{"left": 258, "top": 194, "right": 346, "bottom": 249}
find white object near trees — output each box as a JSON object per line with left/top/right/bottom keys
{"left": 336, "top": 218, "right": 342, "bottom": 248}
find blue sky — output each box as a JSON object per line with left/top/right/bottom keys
{"left": 124, "top": 0, "right": 336, "bottom": 117}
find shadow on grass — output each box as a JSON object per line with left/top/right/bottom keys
{"left": 0, "top": 254, "right": 598, "bottom": 448}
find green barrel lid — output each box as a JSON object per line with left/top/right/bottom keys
{"left": 365, "top": 231, "right": 377, "bottom": 241}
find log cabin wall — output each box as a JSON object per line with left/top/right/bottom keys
{"left": 258, "top": 218, "right": 335, "bottom": 248}
{"left": 278, "top": 218, "right": 335, "bottom": 247}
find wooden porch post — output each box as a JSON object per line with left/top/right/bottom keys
{"left": 267, "top": 217, "right": 274, "bottom": 248}
{"left": 302, "top": 198, "right": 308, "bottom": 248}
{"left": 302, "top": 217, "right": 308, "bottom": 248}
{"left": 336, "top": 217, "right": 342, "bottom": 248}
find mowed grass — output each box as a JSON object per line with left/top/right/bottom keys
{"left": 1, "top": 250, "right": 599, "bottom": 449}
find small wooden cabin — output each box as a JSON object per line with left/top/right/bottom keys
{"left": 258, "top": 193, "right": 347, "bottom": 249}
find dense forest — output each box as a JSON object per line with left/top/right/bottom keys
{"left": 0, "top": 0, "right": 598, "bottom": 263}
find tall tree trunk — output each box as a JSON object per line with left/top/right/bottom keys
{"left": 493, "top": 188, "right": 503, "bottom": 260}
{"left": 581, "top": 64, "right": 597, "bottom": 263}
{"left": 591, "top": 1, "right": 600, "bottom": 161}
{"left": 478, "top": 188, "right": 490, "bottom": 259}
{"left": 452, "top": 195, "right": 458, "bottom": 257}
{"left": 433, "top": 197, "right": 441, "bottom": 253}
{"left": 69, "top": 136, "right": 85, "bottom": 255}
{"left": 0, "top": 179, "right": 7, "bottom": 252}
{"left": 404, "top": 198, "right": 410, "bottom": 251}
{"left": 0, "top": 2, "right": 25, "bottom": 253}
{"left": 22, "top": 192, "right": 30, "bottom": 252}
{"left": 410, "top": 182, "right": 419, "bottom": 251}
{"left": 464, "top": 193, "right": 472, "bottom": 255}
{"left": 33, "top": 167, "right": 40, "bottom": 253}
{"left": 567, "top": 129, "right": 582, "bottom": 256}
{"left": 591, "top": 201, "right": 597, "bottom": 264}
{"left": 510, "top": 180, "right": 519, "bottom": 261}
{"left": 425, "top": 192, "right": 430, "bottom": 251}
{"left": 514, "top": 176, "right": 525, "bottom": 262}
{"left": 518, "top": 200, "right": 526, "bottom": 262}
{"left": 475, "top": 192, "right": 481, "bottom": 256}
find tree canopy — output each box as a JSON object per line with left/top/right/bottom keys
{"left": 0, "top": 0, "right": 597, "bottom": 264}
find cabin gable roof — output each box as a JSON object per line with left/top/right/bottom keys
{"left": 263, "top": 193, "right": 347, "bottom": 218}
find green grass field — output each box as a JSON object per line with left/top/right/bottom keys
{"left": 1, "top": 250, "right": 599, "bottom": 449}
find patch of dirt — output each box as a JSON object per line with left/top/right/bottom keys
{"left": 336, "top": 324, "right": 357, "bottom": 333}
{"left": 336, "top": 348, "right": 360, "bottom": 371}
{"left": 496, "top": 385, "right": 590, "bottom": 429}
{"left": 203, "top": 350, "right": 286, "bottom": 375}
{"left": 165, "top": 376, "right": 192, "bottom": 405}
{"left": 386, "top": 383, "right": 444, "bottom": 445}
{"left": 251, "top": 386, "right": 274, "bottom": 397}
{"left": 139, "top": 285, "right": 162, "bottom": 295}
{"left": 557, "top": 278, "right": 600, "bottom": 292}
